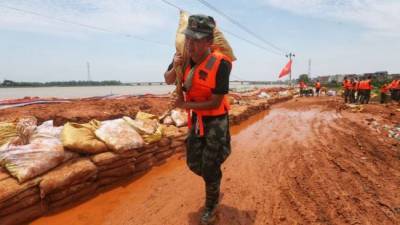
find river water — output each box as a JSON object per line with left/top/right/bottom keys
{"left": 0, "top": 84, "right": 283, "bottom": 100}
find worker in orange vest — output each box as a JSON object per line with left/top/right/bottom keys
{"left": 342, "top": 77, "right": 352, "bottom": 103}
{"left": 390, "top": 79, "right": 400, "bottom": 102}
{"left": 359, "top": 76, "right": 373, "bottom": 104}
{"left": 349, "top": 78, "right": 357, "bottom": 103}
{"left": 364, "top": 76, "right": 373, "bottom": 104}
{"left": 358, "top": 78, "right": 367, "bottom": 104}
{"left": 299, "top": 81, "right": 306, "bottom": 96}
{"left": 164, "top": 14, "right": 231, "bottom": 224}
{"left": 380, "top": 83, "right": 390, "bottom": 104}
{"left": 315, "top": 80, "right": 321, "bottom": 96}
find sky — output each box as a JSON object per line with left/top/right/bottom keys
{"left": 0, "top": 0, "right": 399, "bottom": 82}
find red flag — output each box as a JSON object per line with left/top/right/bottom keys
{"left": 279, "top": 59, "right": 292, "bottom": 78}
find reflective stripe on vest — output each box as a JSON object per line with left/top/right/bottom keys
{"left": 183, "top": 51, "right": 232, "bottom": 136}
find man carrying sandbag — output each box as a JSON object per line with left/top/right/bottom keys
{"left": 164, "top": 14, "right": 232, "bottom": 225}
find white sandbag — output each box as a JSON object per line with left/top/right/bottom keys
{"left": 278, "top": 91, "right": 289, "bottom": 97}
{"left": 258, "top": 92, "right": 271, "bottom": 99}
{"left": 0, "top": 137, "right": 65, "bottom": 183}
{"left": 327, "top": 90, "right": 337, "bottom": 96}
{"left": 95, "top": 119, "right": 144, "bottom": 152}
{"left": 162, "top": 115, "right": 174, "bottom": 125}
{"left": 34, "top": 120, "right": 63, "bottom": 139}
{"left": 171, "top": 109, "right": 188, "bottom": 127}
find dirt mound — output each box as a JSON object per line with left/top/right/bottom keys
{"left": 0, "top": 97, "right": 170, "bottom": 125}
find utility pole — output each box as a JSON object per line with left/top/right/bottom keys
{"left": 87, "top": 62, "right": 91, "bottom": 81}
{"left": 308, "top": 59, "right": 312, "bottom": 78}
{"left": 285, "top": 53, "right": 295, "bottom": 87}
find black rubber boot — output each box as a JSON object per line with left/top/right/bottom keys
{"left": 200, "top": 206, "right": 217, "bottom": 225}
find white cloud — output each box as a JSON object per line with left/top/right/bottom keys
{"left": 0, "top": 0, "right": 173, "bottom": 37}
{"left": 261, "top": 0, "right": 400, "bottom": 37}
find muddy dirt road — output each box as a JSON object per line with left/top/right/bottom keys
{"left": 31, "top": 97, "right": 400, "bottom": 225}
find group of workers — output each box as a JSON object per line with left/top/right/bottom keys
{"left": 297, "top": 76, "right": 400, "bottom": 105}
{"left": 342, "top": 76, "right": 400, "bottom": 104}
{"left": 298, "top": 80, "right": 322, "bottom": 97}
{"left": 381, "top": 79, "right": 400, "bottom": 104}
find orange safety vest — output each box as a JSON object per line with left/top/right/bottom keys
{"left": 380, "top": 85, "right": 389, "bottom": 93}
{"left": 358, "top": 81, "right": 367, "bottom": 90}
{"left": 315, "top": 82, "right": 321, "bottom": 89}
{"left": 355, "top": 81, "right": 359, "bottom": 90}
{"left": 393, "top": 80, "right": 400, "bottom": 90}
{"left": 343, "top": 80, "right": 352, "bottom": 89}
{"left": 183, "top": 51, "right": 231, "bottom": 136}
{"left": 359, "top": 80, "right": 372, "bottom": 90}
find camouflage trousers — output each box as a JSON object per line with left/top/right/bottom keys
{"left": 186, "top": 113, "right": 231, "bottom": 210}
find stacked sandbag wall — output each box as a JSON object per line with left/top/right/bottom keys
{"left": 0, "top": 95, "right": 292, "bottom": 225}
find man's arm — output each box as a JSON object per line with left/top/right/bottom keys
{"left": 164, "top": 66, "right": 177, "bottom": 85}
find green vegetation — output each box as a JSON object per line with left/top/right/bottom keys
{"left": 297, "top": 74, "right": 310, "bottom": 83}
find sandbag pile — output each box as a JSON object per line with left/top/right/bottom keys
{"left": 90, "top": 151, "right": 135, "bottom": 187}
{"left": 0, "top": 177, "right": 44, "bottom": 225}
{"left": 39, "top": 158, "right": 98, "bottom": 209}
{"left": 0, "top": 92, "right": 294, "bottom": 225}
{"left": 229, "top": 105, "right": 248, "bottom": 125}
{"left": 229, "top": 96, "right": 293, "bottom": 125}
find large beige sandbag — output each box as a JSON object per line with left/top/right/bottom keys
{"left": 176, "top": 10, "right": 236, "bottom": 62}
{"left": 61, "top": 120, "right": 108, "bottom": 154}
{"left": 212, "top": 28, "right": 236, "bottom": 61}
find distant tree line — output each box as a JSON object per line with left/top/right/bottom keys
{"left": 0, "top": 80, "right": 124, "bottom": 87}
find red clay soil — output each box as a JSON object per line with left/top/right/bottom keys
{"left": 0, "top": 97, "right": 171, "bottom": 125}
{"left": 30, "top": 97, "right": 399, "bottom": 225}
